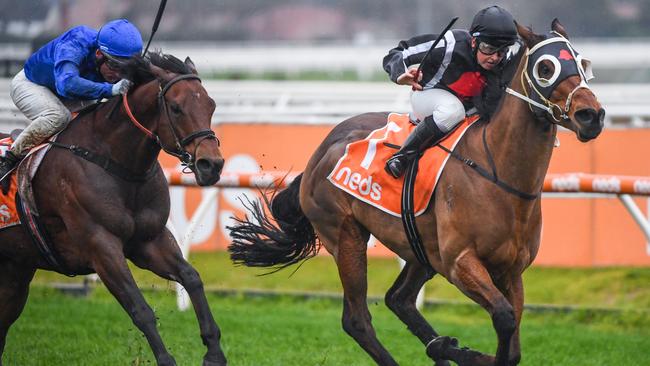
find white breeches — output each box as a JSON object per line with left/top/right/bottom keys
{"left": 9, "top": 69, "right": 71, "bottom": 156}
{"left": 410, "top": 88, "right": 466, "bottom": 133}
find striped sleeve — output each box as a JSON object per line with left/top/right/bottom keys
{"left": 423, "top": 31, "right": 456, "bottom": 89}
{"left": 382, "top": 33, "right": 451, "bottom": 84}
{"left": 382, "top": 34, "right": 435, "bottom": 82}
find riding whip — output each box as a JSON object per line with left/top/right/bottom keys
{"left": 413, "top": 17, "right": 459, "bottom": 90}
{"left": 142, "top": 0, "right": 168, "bottom": 56}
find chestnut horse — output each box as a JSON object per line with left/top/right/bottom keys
{"left": 229, "top": 21, "right": 604, "bottom": 366}
{"left": 0, "top": 53, "right": 226, "bottom": 366}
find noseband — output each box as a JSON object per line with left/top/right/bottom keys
{"left": 122, "top": 73, "right": 219, "bottom": 169}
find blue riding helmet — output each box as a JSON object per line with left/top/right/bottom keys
{"left": 97, "top": 19, "right": 143, "bottom": 57}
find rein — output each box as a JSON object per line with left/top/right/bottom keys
{"left": 436, "top": 123, "right": 539, "bottom": 201}
{"left": 441, "top": 35, "right": 594, "bottom": 200}
{"left": 122, "top": 73, "right": 219, "bottom": 169}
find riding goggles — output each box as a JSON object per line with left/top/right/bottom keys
{"left": 477, "top": 42, "right": 508, "bottom": 56}
{"left": 100, "top": 51, "right": 130, "bottom": 70}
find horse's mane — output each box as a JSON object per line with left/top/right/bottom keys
{"left": 120, "top": 51, "right": 194, "bottom": 85}
{"left": 89, "top": 51, "right": 195, "bottom": 119}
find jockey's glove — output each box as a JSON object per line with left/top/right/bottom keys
{"left": 111, "top": 79, "right": 133, "bottom": 96}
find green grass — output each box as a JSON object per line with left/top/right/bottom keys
{"left": 9, "top": 252, "right": 650, "bottom": 365}
{"left": 32, "top": 251, "right": 650, "bottom": 310}
{"left": 4, "top": 287, "right": 649, "bottom": 366}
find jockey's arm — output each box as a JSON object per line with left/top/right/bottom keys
{"left": 54, "top": 61, "right": 113, "bottom": 100}
{"left": 382, "top": 33, "right": 440, "bottom": 84}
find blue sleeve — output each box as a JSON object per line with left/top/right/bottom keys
{"left": 54, "top": 61, "right": 113, "bottom": 99}
{"left": 53, "top": 33, "right": 113, "bottom": 99}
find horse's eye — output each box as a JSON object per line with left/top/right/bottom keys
{"left": 170, "top": 104, "right": 182, "bottom": 115}
{"left": 538, "top": 62, "right": 553, "bottom": 78}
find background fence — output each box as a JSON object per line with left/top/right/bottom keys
{"left": 1, "top": 78, "right": 650, "bottom": 267}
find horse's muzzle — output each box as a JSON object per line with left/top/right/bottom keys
{"left": 575, "top": 107, "right": 605, "bottom": 142}
{"left": 194, "top": 157, "right": 224, "bottom": 186}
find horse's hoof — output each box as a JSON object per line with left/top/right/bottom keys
{"left": 158, "top": 360, "right": 176, "bottom": 366}
{"left": 203, "top": 353, "right": 227, "bottom": 366}
{"left": 455, "top": 350, "right": 494, "bottom": 366}
{"left": 203, "top": 360, "right": 227, "bottom": 366}
{"left": 450, "top": 337, "right": 459, "bottom": 347}
{"left": 426, "top": 336, "right": 454, "bottom": 360}
{"left": 158, "top": 354, "right": 177, "bottom": 366}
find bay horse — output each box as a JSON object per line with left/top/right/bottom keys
{"left": 0, "top": 52, "right": 226, "bottom": 366}
{"left": 229, "top": 21, "right": 604, "bottom": 366}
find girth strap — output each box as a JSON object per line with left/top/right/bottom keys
{"left": 15, "top": 194, "right": 75, "bottom": 276}
{"left": 398, "top": 121, "right": 538, "bottom": 270}
{"left": 435, "top": 125, "right": 539, "bottom": 201}
{"left": 401, "top": 153, "right": 435, "bottom": 273}
{"left": 49, "top": 142, "right": 156, "bottom": 182}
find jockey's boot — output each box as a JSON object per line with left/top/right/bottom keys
{"left": 0, "top": 151, "right": 20, "bottom": 194}
{"left": 385, "top": 115, "right": 447, "bottom": 179}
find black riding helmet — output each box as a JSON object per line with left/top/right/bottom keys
{"left": 470, "top": 5, "right": 518, "bottom": 47}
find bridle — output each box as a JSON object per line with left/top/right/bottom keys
{"left": 432, "top": 32, "right": 595, "bottom": 202}
{"left": 505, "top": 32, "right": 593, "bottom": 123}
{"left": 122, "top": 73, "right": 219, "bottom": 169}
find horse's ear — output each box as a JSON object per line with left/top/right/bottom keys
{"left": 515, "top": 21, "right": 544, "bottom": 49}
{"left": 184, "top": 57, "right": 198, "bottom": 75}
{"left": 551, "top": 18, "right": 569, "bottom": 39}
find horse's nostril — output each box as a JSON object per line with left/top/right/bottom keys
{"left": 574, "top": 108, "right": 597, "bottom": 125}
{"left": 196, "top": 158, "right": 211, "bottom": 172}
{"left": 196, "top": 158, "right": 224, "bottom": 175}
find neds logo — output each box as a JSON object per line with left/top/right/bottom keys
{"left": 334, "top": 167, "right": 382, "bottom": 201}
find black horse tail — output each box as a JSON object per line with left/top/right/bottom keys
{"left": 227, "top": 173, "right": 319, "bottom": 272}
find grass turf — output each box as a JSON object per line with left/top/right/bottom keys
{"left": 32, "top": 251, "right": 650, "bottom": 310}
{"left": 6, "top": 251, "right": 649, "bottom": 365}
{"left": 4, "top": 286, "right": 649, "bottom": 365}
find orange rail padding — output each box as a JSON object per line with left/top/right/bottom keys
{"left": 165, "top": 170, "right": 650, "bottom": 196}
{"left": 165, "top": 170, "right": 298, "bottom": 188}
{"left": 544, "top": 173, "right": 650, "bottom": 195}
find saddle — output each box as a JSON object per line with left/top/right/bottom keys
{"left": 328, "top": 112, "right": 479, "bottom": 217}
{"left": 0, "top": 102, "right": 104, "bottom": 274}
{"left": 0, "top": 131, "right": 73, "bottom": 272}
{"left": 0, "top": 135, "right": 19, "bottom": 230}
{"left": 328, "top": 112, "right": 480, "bottom": 270}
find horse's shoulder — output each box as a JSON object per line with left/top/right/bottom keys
{"left": 452, "top": 119, "right": 486, "bottom": 153}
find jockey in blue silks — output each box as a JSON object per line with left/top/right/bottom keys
{"left": 0, "top": 19, "right": 143, "bottom": 191}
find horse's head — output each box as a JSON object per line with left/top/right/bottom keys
{"left": 125, "top": 53, "right": 224, "bottom": 186}
{"left": 515, "top": 20, "right": 604, "bottom": 142}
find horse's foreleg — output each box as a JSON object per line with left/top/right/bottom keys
{"left": 323, "top": 218, "right": 399, "bottom": 366}
{"left": 129, "top": 229, "right": 226, "bottom": 366}
{"left": 0, "top": 259, "right": 35, "bottom": 365}
{"left": 90, "top": 233, "right": 176, "bottom": 366}
{"left": 385, "top": 262, "right": 451, "bottom": 365}
{"left": 502, "top": 274, "right": 523, "bottom": 365}
{"left": 446, "top": 250, "right": 516, "bottom": 366}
